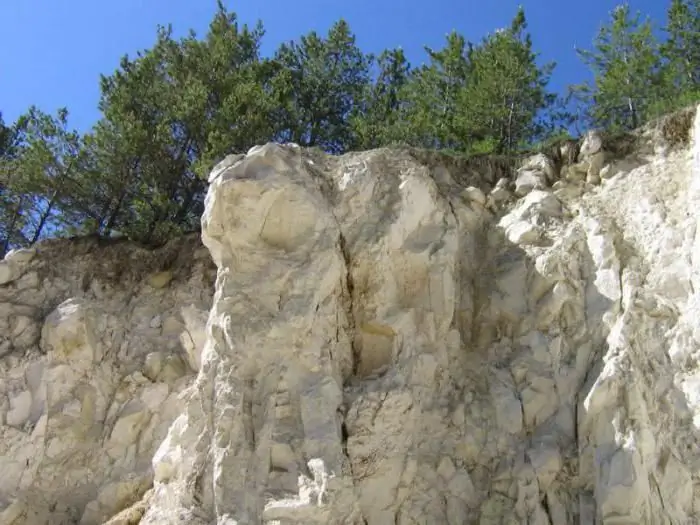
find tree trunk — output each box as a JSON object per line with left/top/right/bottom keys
{"left": 506, "top": 99, "right": 516, "bottom": 153}
{"left": 103, "top": 157, "right": 141, "bottom": 236}
{"left": 29, "top": 191, "right": 58, "bottom": 245}
{"left": 2, "top": 195, "right": 25, "bottom": 256}
{"left": 30, "top": 157, "right": 74, "bottom": 245}
{"left": 627, "top": 96, "right": 638, "bottom": 129}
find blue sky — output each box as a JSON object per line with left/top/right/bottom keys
{"left": 1, "top": 0, "right": 669, "bottom": 132}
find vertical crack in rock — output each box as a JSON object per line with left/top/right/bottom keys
{"left": 541, "top": 493, "right": 554, "bottom": 525}
{"left": 334, "top": 223, "right": 369, "bottom": 523}
{"left": 651, "top": 473, "right": 667, "bottom": 514}
{"left": 338, "top": 231, "right": 359, "bottom": 378}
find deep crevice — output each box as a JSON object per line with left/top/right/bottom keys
{"left": 337, "top": 230, "right": 359, "bottom": 471}
{"left": 541, "top": 493, "right": 554, "bottom": 525}
{"left": 340, "top": 420, "right": 350, "bottom": 466}
{"left": 338, "top": 232, "right": 359, "bottom": 378}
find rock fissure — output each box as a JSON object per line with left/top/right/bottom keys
{"left": 338, "top": 231, "right": 359, "bottom": 379}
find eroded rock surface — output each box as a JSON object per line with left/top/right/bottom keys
{"left": 1, "top": 106, "right": 700, "bottom": 524}
{"left": 0, "top": 235, "right": 215, "bottom": 525}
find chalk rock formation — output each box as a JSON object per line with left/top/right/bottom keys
{"left": 1, "top": 105, "right": 700, "bottom": 524}
{"left": 0, "top": 236, "right": 215, "bottom": 524}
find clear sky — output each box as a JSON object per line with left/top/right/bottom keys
{"left": 1, "top": 0, "right": 669, "bottom": 132}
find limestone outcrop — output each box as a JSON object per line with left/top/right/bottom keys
{"left": 0, "top": 235, "right": 215, "bottom": 524}
{"left": 1, "top": 105, "right": 700, "bottom": 524}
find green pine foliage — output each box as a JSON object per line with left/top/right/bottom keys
{"left": 0, "top": 107, "right": 88, "bottom": 254}
{"left": 457, "top": 8, "right": 557, "bottom": 154}
{"left": 571, "top": 1, "right": 699, "bottom": 132}
{"left": 272, "top": 19, "right": 373, "bottom": 153}
{"left": 572, "top": 4, "right": 664, "bottom": 131}
{"left": 350, "top": 48, "right": 412, "bottom": 149}
{"left": 660, "top": 0, "right": 700, "bottom": 110}
{"left": 1, "top": 1, "right": 697, "bottom": 250}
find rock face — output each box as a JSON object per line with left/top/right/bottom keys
{"left": 1, "top": 105, "right": 700, "bottom": 524}
{"left": 0, "top": 235, "right": 215, "bottom": 525}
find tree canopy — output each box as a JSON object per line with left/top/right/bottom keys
{"left": 570, "top": 0, "right": 699, "bottom": 131}
{"left": 1, "top": 0, "right": 698, "bottom": 254}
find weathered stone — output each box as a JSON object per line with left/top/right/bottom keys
{"left": 5, "top": 248, "right": 36, "bottom": 264}
{"left": 143, "top": 351, "right": 164, "bottom": 381}
{"left": 1, "top": 105, "right": 700, "bottom": 525}
{"left": 586, "top": 172, "right": 601, "bottom": 185}
{"left": 562, "top": 162, "right": 588, "bottom": 183}
{"left": 0, "top": 261, "right": 19, "bottom": 285}
{"left": 521, "top": 153, "right": 557, "bottom": 183}
{"left": 586, "top": 151, "right": 607, "bottom": 181}
{"left": 208, "top": 153, "right": 245, "bottom": 183}
{"left": 599, "top": 164, "right": 613, "bottom": 180}
{"left": 179, "top": 304, "right": 208, "bottom": 371}
{"left": 0, "top": 234, "right": 212, "bottom": 524}
{"left": 600, "top": 156, "right": 646, "bottom": 180}
{"left": 580, "top": 129, "right": 604, "bottom": 158}
{"left": 0, "top": 249, "right": 35, "bottom": 287}
{"left": 147, "top": 271, "right": 173, "bottom": 289}
{"left": 462, "top": 186, "right": 487, "bottom": 206}
{"left": 515, "top": 169, "right": 547, "bottom": 196}
{"left": 5, "top": 390, "right": 32, "bottom": 427}
{"left": 487, "top": 178, "right": 513, "bottom": 209}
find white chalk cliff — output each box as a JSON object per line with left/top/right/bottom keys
{"left": 1, "top": 106, "right": 700, "bottom": 524}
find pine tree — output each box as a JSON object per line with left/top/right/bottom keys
{"left": 351, "top": 48, "right": 412, "bottom": 149}
{"left": 0, "top": 114, "right": 16, "bottom": 158}
{"left": 660, "top": 0, "right": 700, "bottom": 109}
{"left": 459, "top": 8, "right": 556, "bottom": 153}
{"left": 91, "top": 2, "right": 275, "bottom": 243}
{"left": 0, "top": 107, "right": 88, "bottom": 253}
{"left": 385, "top": 8, "right": 554, "bottom": 154}
{"left": 0, "top": 113, "right": 30, "bottom": 254}
{"left": 272, "top": 20, "right": 372, "bottom": 153}
{"left": 573, "top": 3, "right": 664, "bottom": 131}
{"left": 409, "top": 31, "right": 473, "bottom": 150}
